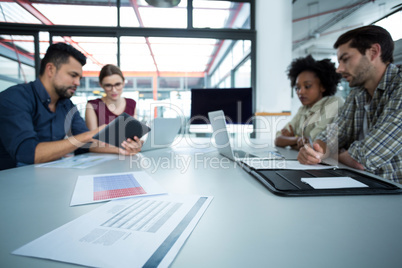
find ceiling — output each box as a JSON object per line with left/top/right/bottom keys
{"left": 0, "top": 0, "right": 401, "bottom": 76}
{"left": 0, "top": 0, "right": 251, "bottom": 75}
{"left": 292, "top": 0, "right": 402, "bottom": 58}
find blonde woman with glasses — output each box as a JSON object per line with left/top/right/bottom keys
{"left": 85, "top": 64, "right": 141, "bottom": 154}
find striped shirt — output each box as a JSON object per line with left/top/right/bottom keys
{"left": 317, "top": 63, "right": 402, "bottom": 184}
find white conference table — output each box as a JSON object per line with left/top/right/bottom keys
{"left": 1, "top": 137, "right": 402, "bottom": 268}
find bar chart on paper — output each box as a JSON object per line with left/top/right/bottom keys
{"left": 93, "top": 174, "right": 146, "bottom": 201}
{"left": 70, "top": 171, "right": 167, "bottom": 206}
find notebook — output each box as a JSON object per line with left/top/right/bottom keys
{"left": 246, "top": 168, "right": 402, "bottom": 196}
{"left": 93, "top": 113, "right": 151, "bottom": 148}
{"left": 208, "top": 110, "right": 284, "bottom": 161}
{"left": 141, "top": 117, "right": 182, "bottom": 152}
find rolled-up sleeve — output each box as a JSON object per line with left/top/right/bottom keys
{"left": 275, "top": 106, "right": 303, "bottom": 138}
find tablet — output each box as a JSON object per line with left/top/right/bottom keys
{"left": 92, "top": 113, "right": 151, "bottom": 148}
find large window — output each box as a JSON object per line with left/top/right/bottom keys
{"left": 0, "top": 0, "right": 255, "bottom": 123}
{"left": 193, "top": 0, "right": 250, "bottom": 29}
{"left": 375, "top": 9, "right": 402, "bottom": 41}
{"left": 121, "top": 0, "right": 187, "bottom": 28}
{"left": 0, "top": 34, "right": 35, "bottom": 90}
{"left": 209, "top": 39, "right": 251, "bottom": 88}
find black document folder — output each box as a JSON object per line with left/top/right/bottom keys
{"left": 240, "top": 163, "right": 402, "bottom": 196}
{"left": 92, "top": 113, "right": 151, "bottom": 148}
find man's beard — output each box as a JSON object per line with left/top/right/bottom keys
{"left": 55, "top": 85, "right": 75, "bottom": 99}
{"left": 348, "top": 56, "right": 372, "bottom": 88}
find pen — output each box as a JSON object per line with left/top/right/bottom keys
{"left": 308, "top": 137, "right": 324, "bottom": 161}
{"left": 309, "top": 137, "right": 314, "bottom": 148}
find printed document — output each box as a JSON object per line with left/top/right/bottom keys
{"left": 241, "top": 159, "right": 336, "bottom": 170}
{"left": 70, "top": 171, "right": 166, "bottom": 206}
{"left": 14, "top": 194, "right": 213, "bottom": 268}
{"left": 36, "top": 154, "right": 117, "bottom": 169}
{"left": 301, "top": 177, "right": 368, "bottom": 189}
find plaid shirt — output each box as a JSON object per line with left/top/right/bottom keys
{"left": 317, "top": 64, "right": 402, "bottom": 184}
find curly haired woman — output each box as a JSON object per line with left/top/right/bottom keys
{"left": 275, "top": 55, "right": 344, "bottom": 150}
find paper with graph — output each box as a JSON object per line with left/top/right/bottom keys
{"left": 14, "top": 194, "right": 213, "bottom": 268}
{"left": 70, "top": 171, "right": 166, "bottom": 206}
{"left": 36, "top": 154, "right": 118, "bottom": 169}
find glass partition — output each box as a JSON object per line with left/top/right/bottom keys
{"left": 0, "top": 34, "right": 35, "bottom": 92}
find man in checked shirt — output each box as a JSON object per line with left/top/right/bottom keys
{"left": 297, "top": 25, "right": 402, "bottom": 184}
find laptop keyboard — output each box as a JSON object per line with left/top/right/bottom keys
{"left": 233, "top": 150, "right": 257, "bottom": 158}
{"left": 233, "top": 150, "right": 283, "bottom": 159}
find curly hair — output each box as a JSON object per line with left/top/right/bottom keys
{"left": 287, "top": 55, "right": 341, "bottom": 96}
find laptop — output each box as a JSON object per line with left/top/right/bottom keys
{"left": 141, "top": 117, "right": 182, "bottom": 152}
{"left": 208, "top": 110, "right": 284, "bottom": 161}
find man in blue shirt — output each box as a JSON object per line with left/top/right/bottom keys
{"left": 0, "top": 43, "right": 142, "bottom": 170}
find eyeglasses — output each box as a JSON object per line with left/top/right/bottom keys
{"left": 103, "top": 82, "right": 124, "bottom": 91}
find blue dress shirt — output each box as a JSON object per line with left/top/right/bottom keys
{"left": 0, "top": 78, "right": 89, "bottom": 170}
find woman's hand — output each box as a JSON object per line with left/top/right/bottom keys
{"left": 281, "top": 124, "right": 295, "bottom": 137}
{"left": 119, "top": 136, "right": 143, "bottom": 155}
{"left": 295, "top": 136, "right": 310, "bottom": 150}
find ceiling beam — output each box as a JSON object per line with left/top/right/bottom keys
{"left": 292, "top": 0, "right": 373, "bottom": 50}
{"left": 14, "top": 0, "right": 53, "bottom": 24}
{"left": 15, "top": 0, "right": 103, "bottom": 66}
{"left": 130, "top": 0, "right": 160, "bottom": 78}
{"left": 293, "top": 0, "right": 375, "bottom": 23}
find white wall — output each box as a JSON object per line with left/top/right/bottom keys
{"left": 255, "top": 0, "right": 292, "bottom": 140}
